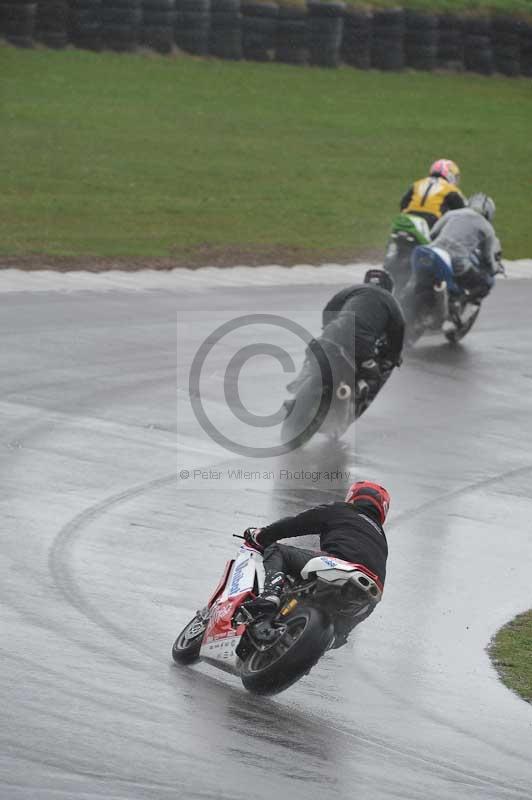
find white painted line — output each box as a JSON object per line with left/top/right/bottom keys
{"left": 0, "top": 260, "right": 531, "bottom": 293}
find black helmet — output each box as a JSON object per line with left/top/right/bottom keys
{"left": 364, "top": 269, "right": 394, "bottom": 293}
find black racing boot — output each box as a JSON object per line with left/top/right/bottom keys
{"left": 244, "top": 572, "right": 286, "bottom": 616}
{"left": 355, "top": 379, "right": 370, "bottom": 405}
{"left": 358, "top": 359, "right": 382, "bottom": 401}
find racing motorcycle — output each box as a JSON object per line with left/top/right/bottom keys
{"left": 399, "top": 251, "right": 482, "bottom": 346}
{"left": 280, "top": 337, "right": 392, "bottom": 449}
{"left": 172, "top": 537, "right": 382, "bottom": 696}
{"left": 383, "top": 213, "right": 431, "bottom": 295}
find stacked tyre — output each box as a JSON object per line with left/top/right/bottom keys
{"left": 175, "top": 0, "right": 210, "bottom": 55}
{"left": 35, "top": 0, "right": 69, "bottom": 48}
{"left": 463, "top": 16, "right": 493, "bottom": 75}
{"left": 275, "top": 4, "right": 307, "bottom": 65}
{"left": 371, "top": 8, "right": 404, "bottom": 70}
{"left": 209, "top": 0, "right": 242, "bottom": 59}
{"left": 307, "top": 0, "right": 344, "bottom": 68}
{"left": 101, "top": 0, "right": 142, "bottom": 51}
{"left": 342, "top": 6, "right": 372, "bottom": 69}
{"left": 521, "top": 21, "right": 532, "bottom": 78}
{"left": 69, "top": 0, "right": 101, "bottom": 49}
{"left": 0, "top": 0, "right": 37, "bottom": 46}
{"left": 404, "top": 9, "right": 437, "bottom": 71}
{"left": 141, "top": 0, "right": 175, "bottom": 52}
{"left": 241, "top": 1, "right": 277, "bottom": 62}
{"left": 492, "top": 14, "right": 521, "bottom": 76}
{"left": 437, "top": 13, "right": 463, "bottom": 70}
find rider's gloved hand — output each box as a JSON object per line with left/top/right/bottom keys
{"left": 243, "top": 527, "right": 264, "bottom": 553}
{"left": 494, "top": 253, "right": 505, "bottom": 276}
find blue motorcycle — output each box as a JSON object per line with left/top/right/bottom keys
{"left": 399, "top": 246, "right": 483, "bottom": 346}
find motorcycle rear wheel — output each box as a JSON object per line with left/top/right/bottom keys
{"left": 444, "top": 305, "right": 481, "bottom": 344}
{"left": 240, "top": 606, "right": 333, "bottom": 696}
{"left": 384, "top": 236, "right": 416, "bottom": 295}
{"left": 172, "top": 613, "right": 207, "bottom": 664}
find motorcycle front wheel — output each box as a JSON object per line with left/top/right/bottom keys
{"left": 240, "top": 606, "right": 333, "bottom": 696}
{"left": 172, "top": 613, "right": 208, "bottom": 665}
{"left": 280, "top": 377, "right": 331, "bottom": 450}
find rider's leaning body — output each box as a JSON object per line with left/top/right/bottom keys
{"left": 430, "top": 203, "right": 500, "bottom": 280}
{"left": 413, "top": 193, "right": 501, "bottom": 304}
{"left": 400, "top": 158, "right": 466, "bottom": 229}
{"left": 244, "top": 481, "right": 390, "bottom": 641}
{"left": 287, "top": 270, "right": 405, "bottom": 403}
{"left": 321, "top": 277, "right": 405, "bottom": 367}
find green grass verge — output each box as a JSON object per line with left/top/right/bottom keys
{"left": 489, "top": 611, "right": 532, "bottom": 703}
{"left": 1, "top": 44, "right": 531, "bottom": 266}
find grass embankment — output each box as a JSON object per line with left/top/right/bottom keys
{"left": 489, "top": 611, "right": 532, "bottom": 703}
{"left": 1, "top": 44, "right": 531, "bottom": 267}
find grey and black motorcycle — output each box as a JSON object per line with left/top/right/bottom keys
{"left": 280, "top": 337, "right": 392, "bottom": 450}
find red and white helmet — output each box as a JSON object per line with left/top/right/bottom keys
{"left": 345, "top": 481, "right": 390, "bottom": 525}
{"left": 429, "top": 158, "right": 460, "bottom": 185}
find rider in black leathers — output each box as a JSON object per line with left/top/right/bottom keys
{"left": 243, "top": 481, "right": 390, "bottom": 648}
{"left": 288, "top": 269, "right": 405, "bottom": 403}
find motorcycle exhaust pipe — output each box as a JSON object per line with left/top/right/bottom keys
{"left": 433, "top": 280, "right": 449, "bottom": 320}
{"left": 336, "top": 382, "right": 351, "bottom": 401}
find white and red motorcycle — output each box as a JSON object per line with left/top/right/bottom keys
{"left": 172, "top": 537, "right": 383, "bottom": 696}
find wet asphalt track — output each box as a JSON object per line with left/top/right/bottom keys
{"left": 1, "top": 269, "right": 532, "bottom": 800}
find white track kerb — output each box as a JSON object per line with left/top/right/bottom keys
{"left": 0, "top": 259, "right": 532, "bottom": 292}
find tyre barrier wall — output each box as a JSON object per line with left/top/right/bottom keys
{"left": 404, "top": 8, "right": 436, "bottom": 71}
{"left": 437, "top": 12, "right": 462, "bottom": 70}
{"left": 522, "top": 21, "right": 532, "bottom": 76}
{"left": 69, "top": 0, "right": 101, "bottom": 50}
{"left": 36, "top": 0, "right": 69, "bottom": 47}
{"left": 1, "top": 0, "right": 37, "bottom": 47}
{"left": 175, "top": 0, "right": 209, "bottom": 55}
{"left": 101, "top": 0, "right": 142, "bottom": 51}
{"left": 242, "top": 1, "right": 277, "bottom": 61}
{"left": 209, "top": 0, "right": 241, "bottom": 60}
{"left": 464, "top": 15, "right": 493, "bottom": 74}
{"left": 372, "top": 7, "right": 404, "bottom": 70}
{"left": 341, "top": 6, "right": 370, "bottom": 68}
{"left": 141, "top": 0, "right": 175, "bottom": 54}
{"left": 1, "top": 0, "right": 532, "bottom": 78}
{"left": 276, "top": 4, "right": 306, "bottom": 64}
{"left": 308, "top": 0, "right": 343, "bottom": 68}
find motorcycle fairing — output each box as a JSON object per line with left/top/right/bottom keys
{"left": 391, "top": 213, "right": 430, "bottom": 244}
{"left": 207, "top": 559, "right": 234, "bottom": 608}
{"left": 200, "top": 546, "right": 265, "bottom": 672}
{"left": 413, "top": 246, "right": 459, "bottom": 294}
